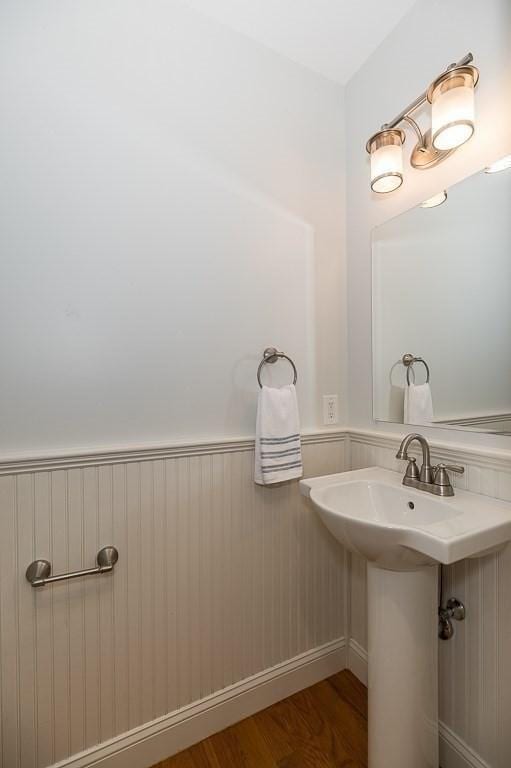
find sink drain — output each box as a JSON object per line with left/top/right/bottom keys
{"left": 408, "top": 501, "right": 415, "bottom": 510}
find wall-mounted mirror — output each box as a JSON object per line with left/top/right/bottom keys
{"left": 372, "top": 156, "right": 511, "bottom": 434}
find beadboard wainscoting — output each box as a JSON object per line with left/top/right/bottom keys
{"left": 0, "top": 432, "right": 347, "bottom": 768}
{"left": 3, "top": 427, "right": 511, "bottom": 768}
{"left": 348, "top": 430, "right": 511, "bottom": 768}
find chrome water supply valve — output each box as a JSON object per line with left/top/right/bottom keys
{"left": 438, "top": 597, "right": 465, "bottom": 640}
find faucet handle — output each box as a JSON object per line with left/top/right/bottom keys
{"left": 437, "top": 463, "right": 464, "bottom": 475}
{"left": 433, "top": 463, "right": 465, "bottom": 489}
{"left": 404, "top": 457, "right": 420, "bottom": 481}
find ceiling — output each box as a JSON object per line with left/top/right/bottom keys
{"left": 182, "top": 0, "right": 418, "bottom": 84}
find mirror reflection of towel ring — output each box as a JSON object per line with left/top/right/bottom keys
{"left": 402, "top": 353, "right": 430, "bottom": 386}
{"left": 257, "top": 347, "right": 298, "bottom": 388}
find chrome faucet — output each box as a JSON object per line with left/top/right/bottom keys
{"left": 396, "top": 433, "right": 464, "bottom": 497}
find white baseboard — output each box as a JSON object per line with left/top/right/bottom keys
{"left": 439, "top": 724, "right": 492, "bottom": 768}
{"left": 347, "top": 637, "right": 368, "bottom": 686}
{"left": 52, "top": 638, "right": 346, "bottom": 768}
{"left": 346, "top": 639, "right": 490, "bottom": 768}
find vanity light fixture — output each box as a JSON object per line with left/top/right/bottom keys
{"left": 485, "top": 154, "right": 511, "bottom": 174}
{"left": 420, "top": 190, "right": 447, "bottom": 209}
{"left": 366, "top": 52, "right": 479, "bottom": 193}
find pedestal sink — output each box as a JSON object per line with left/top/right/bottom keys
{"left": 300, "top": 467, "right": 511, "bottom": 768}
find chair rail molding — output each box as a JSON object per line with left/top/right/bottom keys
{"left": 0, "top": 429, "right": 348, "bottom": 475}
{"left": 3, "top": 426, "right": 511, "bottom": 475}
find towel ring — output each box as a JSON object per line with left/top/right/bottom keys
{"left": 402, "top": 353, "right": 430, "bottom": 386}
{"left": 257, "top": 347, "right": 298, "bottom": 388}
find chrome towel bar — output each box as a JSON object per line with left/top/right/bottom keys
{"left": 402, "top": 353, "right": 430, "bottom": 386}
{"left": 257, "top": 347, "right": 298, "bottom": 388}
{"left": 26, "top": 546, "right": 119, "bottom": 588}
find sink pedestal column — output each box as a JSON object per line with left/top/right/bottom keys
{"left": 367, "top": 563, "right": 438, "bottom": 768}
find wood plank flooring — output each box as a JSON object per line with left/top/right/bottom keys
{"left": 152, "top": 671, "right": 368, "bottom": 768}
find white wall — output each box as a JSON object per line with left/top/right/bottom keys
{"left": 373, "top": 167, "right": 511, "bottom": 423}
{"left": 346, "top": 0, "right": 511, "bottom": 446}
{"left": 0, "top": 0, "right": 347, "bottom": 456}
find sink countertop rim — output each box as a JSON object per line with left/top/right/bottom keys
{"left": 300, "top": 466, "right": 511, "bottom": 563}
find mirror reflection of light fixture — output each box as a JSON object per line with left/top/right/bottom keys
{"left": 420, "top": 190, "right": 447, "bottom": 209}
{"left": 367, "top": 129, "right": 405, "bottom": 193}
{"left": 366, "top": 53, "right": 479, "bottom": 194}
{"left": 485, "top": 154, "right": 511, "bottom": 174}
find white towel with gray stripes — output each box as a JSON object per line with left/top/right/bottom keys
{"left": 254, "top": 384, "right": 303, "bottom": 485}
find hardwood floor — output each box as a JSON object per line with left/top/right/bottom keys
{"left": 151, "top": 671, "right": 368, "bottom": 768}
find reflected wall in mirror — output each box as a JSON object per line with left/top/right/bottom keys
{"left": 372, "top": 156, "right": 511, "bottom": 434}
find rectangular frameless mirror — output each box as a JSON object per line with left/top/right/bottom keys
{"left": 372, "top": 157, "right": 511, "bottom": 434}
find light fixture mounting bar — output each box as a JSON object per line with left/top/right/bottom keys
{"left": 382, "top": 52, "right": 474, "bottom": 131}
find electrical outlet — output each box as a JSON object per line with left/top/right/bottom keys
{"left": 323, "top": 394, "right": 339, "bottom": 425}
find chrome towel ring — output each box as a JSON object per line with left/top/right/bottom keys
{"left": 402, "top": 353, "right": 430, "bottom": 386}
{"left": 257, "top": 347, "right": 298, "bottom": 388}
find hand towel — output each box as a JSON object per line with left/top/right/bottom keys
{"left": 404, "top": 383, "right": 434, "bottom": 426}
{"left": 255, "top": 384, "right": 303, "bottom": 485}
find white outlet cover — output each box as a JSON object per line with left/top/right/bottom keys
{"left": 323, "top": 394, "right": 339, "bottom": 425}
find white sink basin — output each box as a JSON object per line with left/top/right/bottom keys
{"left": 301, "top": 466, "right": 511, "bottom": 768}
{"left": 300, "top": 466, "right": 511, "bottom": 571}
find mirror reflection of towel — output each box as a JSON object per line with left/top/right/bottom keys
{"left": 404, "top": 383, "right": 434, "bottom": 426}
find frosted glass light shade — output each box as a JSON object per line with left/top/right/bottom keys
{"left": 368, "top": 130, "right": 405, "bottom": 194}
{"left": 429, "top": 68, "right": 477, "bottom": 151}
